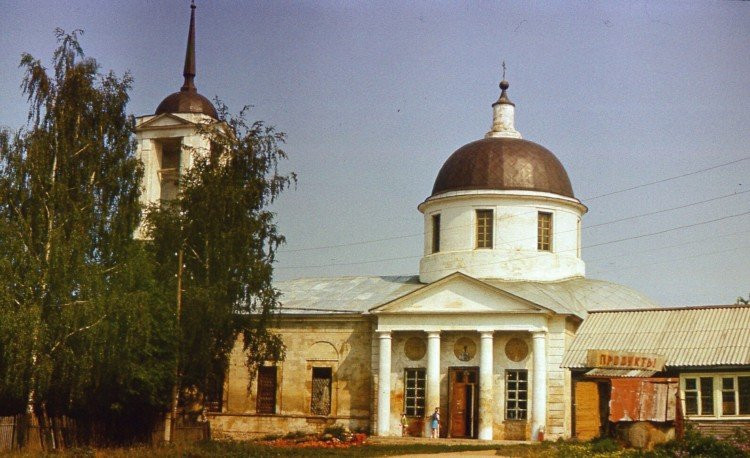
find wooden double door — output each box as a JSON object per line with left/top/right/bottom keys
{"left": 448, "top": 367, "right": 479, "bottom": 438}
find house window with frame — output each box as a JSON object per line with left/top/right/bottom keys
{"left": 256, "top": 366, "right": 277, "bottom": 414}
{"left": 505, "top": 370, "right": 528, "bottom": 420}
{"left": 404, "top": 368, "right": 426, "bottom": 417}
{"left": 432, "top": 214, "right": 441, "bottom": 253}
{"left": 537, "top": 212, "right": 552, "bottom": 251}
{"left": 682, "top": 376, "right": 714, "bottom": 416}
{"left": 311, "top": 367, "right": 333, "bottom": 416}
{"left": 476, "top": 209, "right": 494, "bottom": 249}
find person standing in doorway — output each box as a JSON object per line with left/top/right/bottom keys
{"left": 430, "top": 407, "right": 440, "bottom": 438}
{"left": 400, "top": 412, "right": 408, "bottom": 436}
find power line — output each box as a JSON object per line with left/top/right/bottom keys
{"left": 278, "top": 156, "right": 750, "bottom": 254}
{"left": 581, "top": 156, "right": 750, "bottom": 201}
{"left": 276, "top": 208, "right": 750, "bottom": 270}
{"left": 588, "top": 243, "right": 750, "bottom": 276}
{"left": 585, "top": 227, "right": 750, "bottom": 264}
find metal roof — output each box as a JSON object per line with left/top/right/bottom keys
{"left": 275, "top": 275, "right": 657, "bottom": 319}
{"left": 562, "top": 305, "right": 750, "bottom": 368}
{"left": 275, "top": 276, "right": 423, "bottom": 314}
{"left": 483, "top": 277, "right": 658, "bottom": 318}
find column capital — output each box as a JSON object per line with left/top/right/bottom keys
{"left": 531, "top": 330, "right": 547, "bottom": 340}
{"left": 426, "top": 330, "right": 441, "bottom": 339}
{"left": 377, "top": 330, "right": 392, "bottom": 339}
{"left": 479, "top": 330, "right": 494, "bottom": 339}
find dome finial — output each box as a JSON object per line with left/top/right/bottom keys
{"left": 497, "top": 61, "right": 513, "bottom": 106}
{"left": 485, "top": 64, "right": 521, "bottom": 139}
{"left": 181, "top": 0, "right": 197, "bottom": 92}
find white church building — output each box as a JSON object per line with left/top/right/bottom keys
{"left": 135, "top": 4, "right": 665, "bottom": 441}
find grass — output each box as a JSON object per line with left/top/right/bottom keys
{"left": 5, "top": 433, "right": 749, "bottom": 457}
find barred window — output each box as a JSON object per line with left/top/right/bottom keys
{"left": 476, "top": 209, "right": 493, "bottom": 249}
{"left": 432, "top": 214, "right": 441, "bottom": 253}
{"left": 404, "top": 368, "right": 426, "bottom": 416}
{"left": 505, "top": 370, "right": 528, "bottom": 420}
{"left": 256, "top": 366, "right": 277, "bottom": 414}
{"left": 311, "top": 367, "right": 332, "bottom": 416}
{"left": 537, "top": 212, "right": 552, "bottom": 251}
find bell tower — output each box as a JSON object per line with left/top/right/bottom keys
{"left": 135, "top": 1, "right": 218, "bottom": 236}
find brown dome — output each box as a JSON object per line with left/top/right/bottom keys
{"left": 432, "top": 137, "right": 574, "bottom": 198}
{"left": 155, "top": 90, "right": 218, "bottom": 119}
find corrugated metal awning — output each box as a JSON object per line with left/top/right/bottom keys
{"left": 585, "top": 368, "right": 657, "bottom": 378}
{"left": 563, "top": 305, "right": 750, "bottom": 368}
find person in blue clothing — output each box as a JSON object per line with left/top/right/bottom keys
{"left": 430, "top": 407, "right": 440, "bottom": 438}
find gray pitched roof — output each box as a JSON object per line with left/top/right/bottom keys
{"left": 562, "top": 305, "right": 750, "bottom": 368}
{"left": 275, "top": 275, "right": 658, "bottom": 319}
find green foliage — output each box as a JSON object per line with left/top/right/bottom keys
{"left": 653, "top": 429, "right": 748, "bottom": 457}
{"left": 322, "top": 425, "right": 348, "bottom": 441}
{"left": 590, "top": 437, "right": 621, "bottom": 453}
{"left": 0, "top": 29, "right": 173, "bottom": 443}
{"left": 144, "top": 102, "right": 293, "bottom": 407}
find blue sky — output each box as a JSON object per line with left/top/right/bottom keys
{"left": 1, "top": 1, "right": 748, "bottom": 305}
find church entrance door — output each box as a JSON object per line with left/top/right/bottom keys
{"left": 448, "top": 367, "right": 478, "bottom": 438}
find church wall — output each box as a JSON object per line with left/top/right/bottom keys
{"left": 546, "top": 315, "right": 572, "bottom": 439}
{"left": 210, "top": 316, "right": 373, "bottom": 439}
{"left": 419, "top": 193, "right": 585, "bottom": 282}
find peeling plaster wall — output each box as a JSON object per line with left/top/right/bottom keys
{"left": 212, "top": 314, "right": 575, "bottom": 441}
{"left": 419, "top": 193, "right": 586, "bottom": 283}
{"left": 211, "top": 316, "right": 373, "bottom": 439}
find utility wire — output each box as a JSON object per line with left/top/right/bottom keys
{"left": 277, "top": 208, "right": 750, "bottom": 270}
{"left": 581, "top": 155, "right": 750, "bottom": 201}
{"left": 279, "top": 157, "right": 750, "bottom": 254}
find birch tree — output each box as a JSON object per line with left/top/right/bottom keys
{"left": 144, "top": 103, "right": 292, "bottom": 419}
{"left": 0, "top": 29, "right": 171, "bottom": 443}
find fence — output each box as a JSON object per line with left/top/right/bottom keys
{"left": 0, "top": 414, "right": 209, "bottom": 451}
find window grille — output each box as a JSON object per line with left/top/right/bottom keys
{"left": 537, "top": 212, "right": 552, "bottom": 251}
{"left": 404, "top": 368, "right": 426, "bottom": 416}
{"left": 256, "top": 366, "right": 277, "bottom": 414}
{"left": 505, "top": 370, "right": 528, "bottom": 420}
{"left": 476, "top": 209, "right": 493, "bottom": 249}
{"left": 311, "top": 367, "right": 332, "bottom": 416}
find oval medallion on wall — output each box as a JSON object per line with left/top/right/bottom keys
{"left": 505, "top": 338, "right": 529, "bottom": 362}
{"left": 404, "top": 337, "right": 426, "bottom": 361}
{"left": 453, "top": 337, "right": 477, "bottom": 362}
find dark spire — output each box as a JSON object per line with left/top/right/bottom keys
{"left": 181, "top": 0, "right": 197, "bottom": 92}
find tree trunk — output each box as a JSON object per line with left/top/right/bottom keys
{"left": 165, "top": 248, "right": 184, "bottom": 442}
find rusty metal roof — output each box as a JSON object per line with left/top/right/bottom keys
{"left": 275, "top": 275, "right": 657, "bottom": 318}
{"left": 431, "top": 137, "right": 575, "bottom": 198}
{"left": 562, "top": 305, "right": 750, "bottom": 368}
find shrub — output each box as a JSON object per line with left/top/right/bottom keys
{"left": 590, "top": 437, "right": 621, "bottom": 453}
{"left": 283, "top": 430, "right": 307, "bottom": 439}
{"left": 322, "top": 425, "right": 349, "bottom": 441}
{"left": 655, "top": 429, "right": 747, "bottom": 458}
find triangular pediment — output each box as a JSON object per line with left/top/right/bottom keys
{"left": 136, "top": 113, "right": 194, "bottom": 130}
{"left": 370, "top": 272, "right": 552, "bottom": 315}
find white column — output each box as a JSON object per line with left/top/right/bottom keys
{"left": 532, "top": 331, "right": 547, "bottom": 441}
{"left": 478, "top": 331, "right": 494, "bottom": 440}
{"left": 377, "top": 331, "right": 392, "bottom": 436}
{"left": 425, "top": 331, "right": 441, "bottom": 437}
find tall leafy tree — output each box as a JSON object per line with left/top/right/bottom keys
{"left": 144, "top": 103, "right": 293, "bottom": 418}
{"left": 0, "top": 29, "right": 172, "bottom": 444}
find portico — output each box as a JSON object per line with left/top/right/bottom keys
{"left": 369, "top": 272, "right": 552, "bottom": 440}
